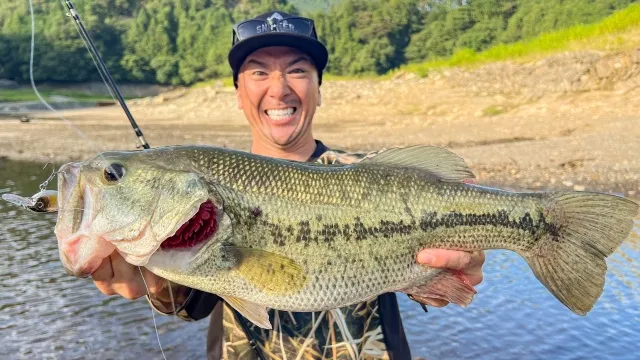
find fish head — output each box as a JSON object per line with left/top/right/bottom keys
{"left": 55, "top": 150, "right": 212, "bottom": 277}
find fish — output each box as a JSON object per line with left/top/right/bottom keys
{"left": 53, "top": 145, "right": 638, "bottom": 329}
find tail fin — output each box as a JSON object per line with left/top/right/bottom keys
{"left": 524, "top": 192, "right": 638, "bottom": 315}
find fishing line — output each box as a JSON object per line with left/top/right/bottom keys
{"left": 26, "top": 1, "right": 167, "bottom": 357}
{"left": 28, "top": 3, "right": 262, "bottom": 359}
{"left": 138, "top": 267, "right": 169, "bottom": 360}
{"left": 27, "top": 0, "right": 105, "bottom": 155}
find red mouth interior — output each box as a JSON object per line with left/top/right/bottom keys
{"left": 160, "top": 200, "right": 217, "bottom": 249}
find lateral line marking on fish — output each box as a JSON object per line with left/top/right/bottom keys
{"left": 256, "top": 209, "right": 559, "bottom": 247}
{"left": 418, "top": 210, "right": 560, "bottom": 239}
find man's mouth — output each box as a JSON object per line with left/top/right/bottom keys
{"left": 265, "top": 107, "right": 297, "bottom": 122}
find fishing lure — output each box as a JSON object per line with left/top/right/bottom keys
{"left": 2, "top": 189, "right": 58, "bottom": 213}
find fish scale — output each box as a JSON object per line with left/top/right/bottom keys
{"left": 53, "top": 145, "right": 639, "bottom": 329}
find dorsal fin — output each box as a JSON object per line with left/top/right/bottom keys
{"left": 361, "top": 146, "right": 475, "bottom": 182}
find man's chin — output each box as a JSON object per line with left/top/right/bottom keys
{"left": 267, "top": 128, "right": 302, "bottom": 147}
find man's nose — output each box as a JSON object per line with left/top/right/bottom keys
{"left": 266, "top": 73, "right": 291, "bottom": 99}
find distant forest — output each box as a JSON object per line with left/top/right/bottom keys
{"left": 0, "top": 0, "right": 636, "bottom": 85}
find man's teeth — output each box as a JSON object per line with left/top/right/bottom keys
{"left": 266, "top": 108, "right": 295, "bottom": 120}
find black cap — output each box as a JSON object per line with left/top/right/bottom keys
{"left": 228, "top": 11, "right": 328, "bottom": 87}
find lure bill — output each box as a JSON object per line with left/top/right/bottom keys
{"left": 2, "top": 190, "right": 58, "bottom": 213}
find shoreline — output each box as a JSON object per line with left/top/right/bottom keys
{"left": 1, "top": 53, "right": 639, "bottom": 200}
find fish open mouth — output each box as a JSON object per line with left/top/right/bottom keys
{"left": 160, "top": 200, "right": 218, "bottom": 249}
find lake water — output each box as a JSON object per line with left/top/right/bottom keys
{"left": 0, "top": 159, "right": 638, "bottom": 360}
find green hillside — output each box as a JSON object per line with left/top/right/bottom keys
{"left": 289, "top": 0, "right": 336, "bottom": 13}
{"left": 0, "top": 0, "right": 637, "bottom": 85}
{"left": 401, "top": 3, "right": 640, "bottom": 76}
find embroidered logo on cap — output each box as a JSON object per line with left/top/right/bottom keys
{"left": 267, "top": 12, "right": 284, "bottom": 23}
{"left": 266, "top": 12, "right": 284, "bottom": 31}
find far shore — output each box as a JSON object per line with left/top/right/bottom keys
{"left": 1, "top": 48, "right": 639, "bottom": 201}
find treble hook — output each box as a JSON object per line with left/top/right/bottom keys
{"left": 39, "top": 163, "right": 57, "bottom": 192}
{"left": 1, "top": 164, "right": 59, "bottom": 213}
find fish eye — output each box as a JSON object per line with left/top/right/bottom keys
{"left": 103, "top": 163, "right": 126, "bottom": 182}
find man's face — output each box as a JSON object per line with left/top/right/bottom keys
{"left": 236, "top": 46, "right": 320, "bottom": 148}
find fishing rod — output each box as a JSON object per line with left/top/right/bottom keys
{"left": 61, "top": 0, "right": 150, "bottom": 149}
{"left": 58, "top": 3, "right": 266, "bottom": 359}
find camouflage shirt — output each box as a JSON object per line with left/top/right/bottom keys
{"left": 150, "top": 140, "right": 412, "bottom": 360}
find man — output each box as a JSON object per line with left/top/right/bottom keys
{"left": 91, "top": 11, "right": 485, "bottom": 359}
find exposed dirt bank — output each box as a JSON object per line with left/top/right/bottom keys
{"left": 1, "top": 48, "right": 639, "bottom": 198}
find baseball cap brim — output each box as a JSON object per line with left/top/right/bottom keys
{"left": 228, "top": 33, "right": 328, "bottom": 77}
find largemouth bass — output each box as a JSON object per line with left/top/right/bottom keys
{"left": 53, "top": 145, "right": 638, "bottom": 329}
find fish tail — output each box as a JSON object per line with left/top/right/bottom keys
{"left": 523, "top": 192, "right": 638, "bottom": 315}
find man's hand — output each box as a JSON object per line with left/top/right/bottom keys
{"left": 408, "top": 177, "right": 486, "bottom": 307}
{"left": 91, "top": 250, "right": 166, "bottom": 300}
{"left": 415, "top": 249, "right": 485, "bottom": 307}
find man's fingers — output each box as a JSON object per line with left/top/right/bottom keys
{"left": 465, "top": 251, "right": 485, "bottom": 286}
{"left": 89, "top": 250, "right": 167, "bottom": 300}
{"left": 417, "top": 249, "right": 472, "bottom": 270}
{"left": 140, "top": 268, "right": 166, "bottom": 295}
{"left": 91, "top": 255, "right": 116, "bottom": 296}
{"left": 109, "top": 252, "right": 148, "bottom": 300}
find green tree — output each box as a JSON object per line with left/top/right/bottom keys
{"left": 1, "top": 0, "right": 638, "bottom": 84}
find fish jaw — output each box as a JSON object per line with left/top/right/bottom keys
{"left": 54, "top": 160, "right": 147, "bottom": 276}
{"left": 59, "top": 232, "right": 116, "bottom": 277}
{"left": 55, "top": 162, "right": 113, "bottom": 277}
{"left": 54, "top": 153, "right": 216, "bottom": 276}
{"left": 108, "top": 198, "right": 209, "bottom": 267}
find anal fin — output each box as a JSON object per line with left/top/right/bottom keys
{"left": 402, "top": 270, "right": 477, "bottom": 307}
{"left": 221, "top": 295, "right": 272, "bottom": 329}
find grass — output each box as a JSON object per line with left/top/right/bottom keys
{"left": 398, "top": 3, "right": 640, "bottom": 77}
{"left": 323, "top": 73, "right": 393, "bottom": 82}
{"left": 11, "top": 4, "right": 637, "bottom": 96}
{"left": 198, "top": 4, "right": 640, "bottom": 85}
{"left": 482, "top": 105, "right": 507, "bottom": 117}
{"left": 0, "top": 88, "right": 119, "bottom": 103}
{"left": 191, "top": 76, "right": 235, "bottom": 88}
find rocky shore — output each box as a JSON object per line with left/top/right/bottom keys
{"left": 1, "top": 48, "right": 639, "bottom": 200}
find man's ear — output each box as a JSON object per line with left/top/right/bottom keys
{"left": 236, "top": 89, "right": 243, "bottom": 110}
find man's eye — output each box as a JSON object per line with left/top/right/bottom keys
{"left": 252, "top": 70, "right": 267, "bottom": 76}
{"left": 290, "top": 68, "right": 306, "bottom": 74}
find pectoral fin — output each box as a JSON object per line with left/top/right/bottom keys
{"left": 402, "top": 270, "right": 477, "bottom": 307}
{"left": 221, "top": 295, "right": 272, "bottom": 329}
{"left": 225, "top": 246, "right": 308, "bottom": 294}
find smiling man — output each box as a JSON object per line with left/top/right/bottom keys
{"left": 235, "top": 47, "right": 320, "bottom": 159}
{"left": 92, "top": 10, "right": 485, "bottom": 360}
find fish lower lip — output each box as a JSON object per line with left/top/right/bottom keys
{"left": 72, "top": 268, "right": 92, "bottom": 278}
{"left": 61, "top": 250, "right": 99, "bottom": 278}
